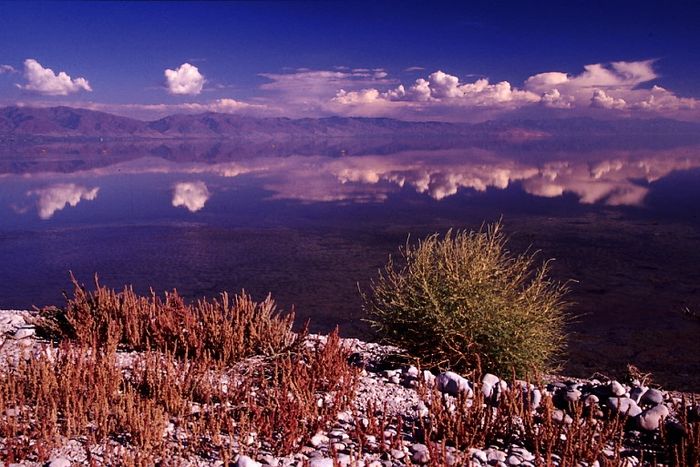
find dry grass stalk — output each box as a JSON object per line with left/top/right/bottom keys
{"left": 33, "top": 275, "right": 299, "bottom": 364}
{"left": 1, "top": 282, "right": 358, "bottom": 463}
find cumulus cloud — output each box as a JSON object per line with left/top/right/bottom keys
{"left": 590, "top": 89, "right": 627, "bottom": 109}
{"left": 324, "top": 60, "right": 698, "bottom": 120}
{"left": 541, "top": 89, "right": 574, "bottom": 108}
{"left": 28, "top": 183, "right": 99, "bottom": 219}
{"left": 165, "top": 63, "right": 205, "bottom": 95}
{"left": 19, "top": 59, "right": 92, "bottom": 95}
{"left": 333, "top": 70, "right": 539, "bottom": 109}
{"left": 0, "top": 64, "right": 17, "bottom": 74}
{"left": 172, "top": 181, "right": 210, "bottom": 212}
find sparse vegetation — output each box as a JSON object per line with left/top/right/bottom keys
{"left": 0, "top": 278, "right": 358, "bottom": 464}
{"left": 363, "top": 222, "right": 570, "bottom": 377}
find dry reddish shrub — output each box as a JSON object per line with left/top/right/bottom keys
{"left": 33, "top": 275, "right": 298, "bottom": 364}
{"left": 1, "top": 282, "right": 358, "bottom": 463}
{"left": 417, "top": 378, "right": 627, "bottom": 466}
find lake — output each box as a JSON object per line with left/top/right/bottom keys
{"left": 1, "top": 137, "right": 699, "bottom": 389}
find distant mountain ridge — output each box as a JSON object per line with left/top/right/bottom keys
{"left": 1, "top": 105, "right": 700, "bottom": 141}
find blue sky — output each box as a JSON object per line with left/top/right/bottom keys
{"left": 1, "top": 1, "right": 700, "bottom": 121}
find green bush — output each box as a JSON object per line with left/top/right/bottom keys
{"left": 362, "top": 222, "right": 570, "bottom": 377}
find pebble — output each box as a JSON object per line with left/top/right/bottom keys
{"left": 48, "top": 459, "right": 71, "bottom": 467}
{"left": 308, "top": 459, "right": 335, "bottom": 467}
{"left": 436, "top": 371, "right": 472, "bottom": 397}
{"left": 12, "top": 326, "right": 35, "bottom": 339}
{"left": 638, "top": 404, "right": 669, "bottom": 431}
{"left": 564, "top": 388, "right": 581, "bottom": 403}
{"left": 411, "top": 443, "right": 430, "bottom": 463}
{"left": 236, "top": 455, "right": 261, "bottom": 467}
{"left": 640, "top": 388, "right": 664, "bottom": 406}
{"left": 610, "top": 380, "right": 626, "bottom": 397}
{"left": 608, "top": 397, "right": 642, "bottom": 417}
{"left": 552, "top": 409, "right": 573, "bottom": 425}
{"left": 310, "top": 433, "right": 329, "bottom": 447}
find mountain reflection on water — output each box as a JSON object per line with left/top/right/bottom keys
{"left": 1, "top": 139, "right": 700, "bottom": 389}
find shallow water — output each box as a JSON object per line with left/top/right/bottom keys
{"left": 1, "top": 138, "right": 699, "bottom": 389}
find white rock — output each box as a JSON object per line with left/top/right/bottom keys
{"left": 436, "top": 371, "right": 472, "bottom": 397}
{"left": 610, "top": 380, "right": 626, "bottom": 397}
{"left": 310, "top": 432, "right": 329, "bottom": 447}
{"left": 309, "top": 459, "right": 335, "bottom": 467}
{"left": 406, "top": 365, "right": 420, "bottom": 378}
{"left": 12, "top": 327, "right": 35, "bottom": 339}
{"left": 638, "top": 404, "right": 669, "bottom": 431}
{"left": 608, "top": 397, "right": 642, "bottom": 417}
{"left": 236, "top": 455, "right": 261, "bottom": 467}
{"left": 48, "top": 459, "right": 71, "bottom": 467}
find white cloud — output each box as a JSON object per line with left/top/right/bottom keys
{"left": 331, "top": 70, "right": 539, "bottom": 116}
{"left": 172, "top": 181, "right": 210, "bottom": 212}
{"left": 28, "top": 183, "right": 99, "bottom": 219}
{"left": 590, "top": 89, "right": 627, "bottom": 109}
{"left": 20, "top": 59, "right": 92, "bottom": 96}
{"left": 0, "top": 64, "right": 17, "bottom": 74}
{"left": 164, "top": 63, "right": 205, "bottom": 95}
{"left": 541, "top": 89, "right": 574, "bottom": 108}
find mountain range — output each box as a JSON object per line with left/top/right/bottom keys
{"left": 2, "top": 105, "right": 700, "bottom": 142}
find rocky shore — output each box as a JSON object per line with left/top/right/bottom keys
{"left": 0, "top": 310, "right": 698, "bottom": 466}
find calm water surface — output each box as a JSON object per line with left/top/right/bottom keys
{"left": 1, "top": 139, "right": 699, "bottom": 389}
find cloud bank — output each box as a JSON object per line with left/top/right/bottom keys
{"left": 19, "top": 59, "right": 92, "bottom": 96}
{"left": 165, "top": 63, "right": 205, "bottom": 95}
{"left": 257, "top": 60, "right": 698, "bottom": 121}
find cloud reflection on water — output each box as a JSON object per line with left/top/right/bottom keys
{"left": 172, "top": 181, "right": 210, "bottom": 212}
{"left": 26, "top": 183, "right": 99, "bottom": 219}
{"left": 5, "top": 145, "right": 700, "bottom": 212}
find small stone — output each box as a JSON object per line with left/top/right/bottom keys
{"left": 483, "top": 373, "right": 500, "bottom": 386}
{"left": 508, "top": 455, "right": 522, "bottom": 465}
{"left": 487, "top": 449, "right": 507, "bottom": 462}
{"left": 469, "top": 448, "right": 488, "bottom": 463}
{"left": 411, "top": 444, "right": 430, "bottom": 464}
{"left": 638, "top": 404, "right": 669, "bottom": 431}
{"left": 310, "top": 433, "right": 329, "bottom": 447}
{"left": 48, "top": 459, "right": 71, "bottom": 467}
{"left": 629, "top": 386, "right": 646, "bottom": 403}
{"left": 436, "top": 371, "right": 472, "bottom": 397}
{"left": 309, "top": 459, "right": 335, "bottom": 467}
{"left": 406, "top": 365, "right": 419, "bottom": 378}
{"left": 329, "top": 429, "right": 349, "bottom": 440}
{"left": 640, "top": 388, "right": 664, "bottom": 406}
{"left": 12, "top": 327, "right": 35, "bottom": 339}
{"left": 332, "top": 442, "right": 346, "bottom": 451}
{"left": 383, "top": 369, "right": 399, "bottom": 378}
{"left": 390, "top": 448, "right": 405, "bottom": 459}
{"left": 564, "top": 389, "right": 581, "bottom": 403}
{"left": 389, "top": 375, "right": 401, "bottom": 385}
{"left": 423, "top": 370, "right": 436, "bottom": 386}
{"left": 236, "top": 455, "right": 261, "bottom": 467}
{"left": 610, "top": 381, "right": 626, "bottom": 397}
{"left": 510, "top": 447, "right": 534, "bottom": 462}
{"left": 608, "top": 397, "right": 642, "bottom": 417}
{"left": 552, "top": 409, "right": 573, "bottom": 425}
{"left": 584, "top": 394, "right": 600, "bottom": 406}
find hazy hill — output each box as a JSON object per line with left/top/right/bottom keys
{"left": 1, "top": 106, "right": 699, "bottom": 143}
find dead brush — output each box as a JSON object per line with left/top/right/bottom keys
{"left": 0, "top": 342, "right": 168, "bottom": 463}
{"left": 0, "top": 321, "right": 358, "bottom": 463}
{"left": 32, "top": 275, "right": 299, "bottom": 365}
{"left": 416, "top": 377, "right": 628, "bottom": 466}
